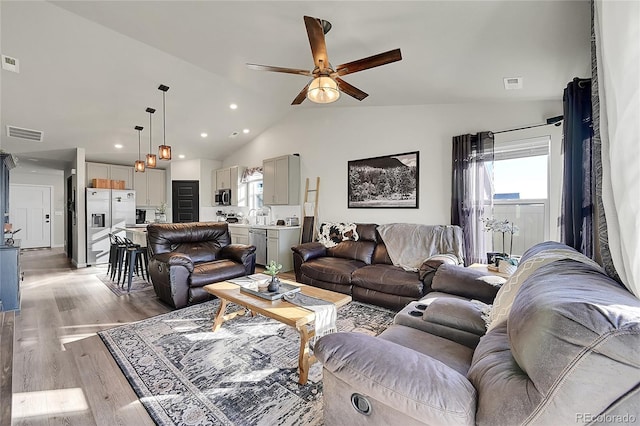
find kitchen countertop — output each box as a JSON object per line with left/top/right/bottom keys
{"left": 227, "top": 223, "right": 301, "bottom": 230}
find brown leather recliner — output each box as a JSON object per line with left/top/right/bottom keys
{"left": 147, "top": 222, "right": 256, "bottom": 309}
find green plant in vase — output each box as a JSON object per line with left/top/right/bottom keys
{"left": 264, "top": 260, "right": 283, "bottom": 292}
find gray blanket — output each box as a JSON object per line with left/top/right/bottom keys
{"left": 377, "top": 223, "right": 465, "bottom": 271}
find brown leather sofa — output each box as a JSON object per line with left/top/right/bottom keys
{"left": 291, "top": 223, "right": 462, "bottom": 310}
{"left": 147, "top": 222, "right": 256, "bottom": 309}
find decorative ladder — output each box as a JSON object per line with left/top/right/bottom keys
{"left": 301, "top": 177, "right": 320, "bottom": 243}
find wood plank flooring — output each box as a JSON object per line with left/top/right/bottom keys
{"left": 4, "top": 248, "right": 169, "bottom": 425}
{"left": 0, "top": 248, "right": 297, "bottom": 425}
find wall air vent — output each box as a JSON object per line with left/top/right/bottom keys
{"left": 1, "top": 55, "right": 19, "bottom": 73}
{"left": 503, "top": 77, "right": 523, "bottom": 90}
{"left": 6, "top": 125, "right": 44, "bottom": 142}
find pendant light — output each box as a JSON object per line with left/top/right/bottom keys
{"left": 145, "top": 107, "right": 157, "bottom": 168}
{"left": 134, "top": 125, "right": 145, "bottom": 172}
{"left": 158, "top": 84, "right": 171, "bottom": 160}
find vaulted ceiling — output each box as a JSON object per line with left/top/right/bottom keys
{"left": 0, "top": 1, "right": 590, "bottom": 169}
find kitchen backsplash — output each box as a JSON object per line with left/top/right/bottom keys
{"left": 207, "top": 205, "right": 302, "bottom": 224}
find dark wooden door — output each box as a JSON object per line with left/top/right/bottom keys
{"left": 172, "top": 180, "right": 199, "bottom": 223}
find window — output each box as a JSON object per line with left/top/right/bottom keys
{"left": 491, "top": 136, "right": 550, "bottom": 256}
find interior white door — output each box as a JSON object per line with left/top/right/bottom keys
{"left": 9, "top": 184, "right": 52, "bottom": 248}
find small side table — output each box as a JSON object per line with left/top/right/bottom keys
{"left": 468, "top": 263, "right": 513, "bottom": 278}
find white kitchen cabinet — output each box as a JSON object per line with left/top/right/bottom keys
{"left": 266, "top": 227, "right": 301, "bottom": 272}
{"left": 216, "top": 168, "right": 232, "bottom": 190}
{"left": 262, "top": 155, "right": 300, "bottom": 205}
{"left": 213, "top": 166, "right": 245, "bottom": 206}
{"left": 86, "top": 162, "right": 133, "bottom": 189}
{"left": 134, "top": 168, "right": 166, "bottom": 207}
{"left": 229, "top": 225, "right": 249, "bottom": 245}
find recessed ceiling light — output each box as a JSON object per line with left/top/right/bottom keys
{"left": 114, "top": 144, "right": 123, "bottom": 149}
{"left": 242, "top": 129, "right": 250, "bottom": 134}
{"left": 200, "top": 133, "right": 208, "bottom": 138}
{"left": 178, "top": 154, "right": 185, "bottom": 159}
{"left": 229, "top": 103, "right": 238, "bottom": 110}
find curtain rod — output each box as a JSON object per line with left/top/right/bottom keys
{"left": 492, "top": 119, "right": 563, "bottom": 135}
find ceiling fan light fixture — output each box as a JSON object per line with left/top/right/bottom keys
{"left": 307, "top": 76, "right": 340, "bottom": 104}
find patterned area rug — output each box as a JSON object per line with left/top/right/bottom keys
{"left": 96, "top": 266, "right": 153, "bottom": 296}
{"left": 99, "top": 300, "right": 395, "bottom": 425}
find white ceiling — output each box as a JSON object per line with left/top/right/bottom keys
{"left": 0, "top": 0, "right": 590, "bottom": 169}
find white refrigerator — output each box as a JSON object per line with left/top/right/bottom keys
{"left": 86, "top": 188, "right": 136, "bottom": 265}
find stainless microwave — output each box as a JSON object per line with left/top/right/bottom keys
{"left": 215, "top": 189, "right": 231, "bottom": 206}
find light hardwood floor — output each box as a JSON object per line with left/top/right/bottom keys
{"left": 0, "top": 248, "right": 295, "bottom": 425}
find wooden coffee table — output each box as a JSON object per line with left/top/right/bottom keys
{"left": 203, "top": 279, "right": 351, "bottom": 385}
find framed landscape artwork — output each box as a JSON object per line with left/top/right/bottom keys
{"left": 348, "top": 151, "right": 419, "bottom": 208}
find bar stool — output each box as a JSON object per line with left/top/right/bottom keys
{"left": 108, "top": 235, "right": 128, "bottom": 281}
{"left": 120, "top": 238, "right": 148, "bottom": 292}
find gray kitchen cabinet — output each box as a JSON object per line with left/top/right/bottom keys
{"left": 266, "top": 227, "right": 300, "bottom": 272}
{"left": 213, "top": 166, "right": 244, "bottom": 206}
{"left": 86, "top": 162, "right": 133, "bottom": 189}
{"left": 0, "top": 243, "right": 21, "bottom": 311}
{"left": 262, "top": 155, "right": 300, "bottom": 205}
{"left": 134, "top": 168, "right": 166, "bottom": 207}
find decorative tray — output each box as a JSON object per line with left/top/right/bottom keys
{"left": 228, "top": 274, "right": 301, "bottom": 300}
{"left": 239, "top": 282, "right": 301, "bottom": 301}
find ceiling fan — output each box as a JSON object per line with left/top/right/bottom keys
{"left": 247, "top": 16, "right": 402, "bottom": 105}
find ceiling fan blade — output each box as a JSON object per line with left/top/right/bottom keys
{"left": 304, "top": 16, "right": 329, "bottom": 70}
{"left": 335, "top": 77, "right": 368, "bottom": 101}
{"left": 334, "top": 48, "right": 402, "bottom": 77}
{"left": 246, "top": 63, "right": 312, "bottom": 77}
{"left": 291, "top": 83, "right": 311, "bottom": 105}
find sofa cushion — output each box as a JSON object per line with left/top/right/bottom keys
{"left": 352, "top": 264, "right": 424, "bottom": 298}
{"left": 175, "top": 242, "right": 221, "bottom": 264}
{"left": 327, "top": 240, "right": 376, "bottom": 264}
{"left": 379, "top": 324, "right": 474, "bottom": 376}
{"left": 299, "top": 257, "right": 364, "bottom": 284}
{"left": 431, "top": 264, "right": 505, "bottom": 304}
{"left": 190, "top": 260, "right": 247, "bottom": 287}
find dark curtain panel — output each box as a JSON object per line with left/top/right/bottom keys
{"left": 561, "top": 78, "right": 594, "bottom": 258}
{"left": 451, "top": 131, "right": 494, "bottom": 265}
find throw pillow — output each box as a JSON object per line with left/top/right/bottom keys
{"left": 317, "top": 222, "right": 359, "bottom": 248}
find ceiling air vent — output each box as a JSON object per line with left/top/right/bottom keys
{"left": 6, "top": 125, "right": 44, "bottom": 142}
{"left": 503, "top": 77, "right": 523, "bottom": 90}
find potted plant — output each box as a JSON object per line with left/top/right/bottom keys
{"left": 481, "top": 218, "right": 519, "bottom": 268}
{"left": 264, "top": 260, "right": 283, "bottom": 292}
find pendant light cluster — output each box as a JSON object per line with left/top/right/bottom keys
{"left": 133, "top": 83, "right": 172, "bottom": 172}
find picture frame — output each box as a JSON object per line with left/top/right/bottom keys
{"left": 348, "top": 151, "right": 419, "bottom": 208}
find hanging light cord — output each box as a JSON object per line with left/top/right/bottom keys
{"left": 149, "top": 111, "right": 153, "bottom": 152}
{"left": 163, "top": 91, "right": 166, "bottom": 145}
{"left": 138, "top": 130, "right": 141, "bottom": 159}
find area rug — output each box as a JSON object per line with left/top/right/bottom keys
{"left": 96, "top": 266, "right": 153, "bottom": 296}
{"left": 98, "top": 300, "right": 395, "bottom": 425}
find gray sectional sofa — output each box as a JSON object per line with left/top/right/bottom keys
{"left": 315, "top": 241, "right": 640, "bottom": 425}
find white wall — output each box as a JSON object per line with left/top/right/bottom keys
{"left": 223, "top": 101, "right": 562, "bottom": 225}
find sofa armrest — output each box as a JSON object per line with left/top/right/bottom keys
{"left": 431, "top": 264, "right": 506, "bottom": 304}
{"left": 315, "top": 332, "right": 476, "bottom": 426}
{"left": 220, "top": 244, "right": 256, "bottom": 264}
{"left": 151, "top": 252, "right": 194, "bottom": 273}
{"left": 291, "top": 242, "right": 326, "bottom": 262}
{"left": 423, "top": 298, "right": 488, "bottom": 336}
